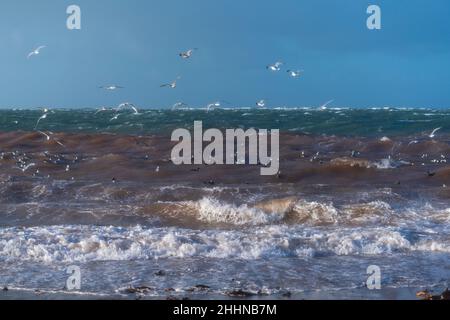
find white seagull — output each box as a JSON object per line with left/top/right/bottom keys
{"left": 37, "top": 131, "right": 65, "bottom": 147}
{"left": 161, "top": 77, "right": 181, "bottom": 89}
{"left": 99, "top": 85, "right": 124, "bottom": 91}
{"left": 206, "top": 101, "right": 221, "bottom": 112}
{"left": 172, "top": 102, "right": 189, "bottom": 110}
{"left": 110, "top": 113, "right": 121, "bottom": 121}
{"left": 179, "top": 48, "right": 198, "bottom": 59}
{"left": 256, "top": 100, "right": 266, "bottom": 108}
{"left": 267, "top": 61, "right": 283, "bottom": 72}
{"left": 34, "top": 113, "right": 48, "bottom": 130}
{"left": 95, "top": 107, "right": 109, "bottom": 114}
{"left": 27, "top": 46, "right": 46, "bottom": 59}
{"left": 116, "top": 102, "right": 140, "bottom": 115}
{"left": 319, "top": 100, "right": 334, "bottom": 110}
{"left": 429, "top": 127, "right": 442, "bottom": 138}
{"left": 287, "top": 70, "right": 303, "bottom": 78}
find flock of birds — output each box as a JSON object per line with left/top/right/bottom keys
{"left": 26, "top": 45, "right": 315, "bottom": 125}
{"left": 25, "top": 45, "right": 444, "bottom": 147}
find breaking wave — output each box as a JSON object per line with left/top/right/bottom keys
{"left": 0, "top": 224, "right": 449, "bottom": 264}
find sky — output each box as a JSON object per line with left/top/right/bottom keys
{"left": 0, "top": 0, "right": 450, "bottom": 109}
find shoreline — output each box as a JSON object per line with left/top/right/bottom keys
{"left": 0, "top": 286, "right": 427, "bottom": 301}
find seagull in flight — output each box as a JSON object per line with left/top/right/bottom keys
{"left": 37, "top": 131, "right": 65, "bottom": 147}
{"left": 95, "top": 107, "right": 110, "bottom": 114}
{"left": 172, "top": 102, "right": 189, "bottom": 110}
{"left": 429, "top": 127, "right": 442, "bottom": 138}
{"left": 256, "top": 100, "right": 266, "bottom": 108}
{"left": 99, "top": 85, "right": 124, "bottom": 91}
{"left": 267, "top": 61, "right": 283, "bottom": 72}
{"left": 161, "top": 77, "right": 181, "bottom": 89}
{"left": 319, "top": 100, "right": 334, "bottom": 110}
{"left": 206, "top": 100, "right": 233, "bottom": 112}
{"left": 206, "top": 101, "right": 222, "bottom": 112}
{"left": 287, "top": 70, "right": 303, "bottom": 78}
{"left": 116, "top": 102, "right": 140, "bottom": 115}
{"left": 27, "top": 46, "right": 46, "bottom": 59}
{"left": 179, "top": 48, "right": 198, "bottom": 59}
{"left": 110, "top": 113, "right": 121, "bottom": 121}
{"left": 34, "top": 113, "right": 48, "bottom": 130}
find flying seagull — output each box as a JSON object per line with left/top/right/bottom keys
{"left": 206, "top": 101, "right": 221, "bottom": 112}
{"left": 267, "top": 61, "right": 283, "bottom": 72}
{"left": 116, "top": 102, "right": 140, "bottom": 115}
{"left": 37, "top": 131, "right": 65, "bottom": 147}
{"left": 161, "top": 77, "right": 181, "bottom": 89}
{"left": 319, "top": 100, "right": 334, "bottom": 110}
{"left": 95, "top": 107, "right": 109, "bottom": 114}
{"left": 99, "top": 85, "right": 124, "bottom": 91}
{"left": 27, "top": 46, "right": 46, "bottom": 59}
{"left": 256, "top": 100, "right": 266, "bottom": 108}
{"left": 110, "top": 114, "right": 120, "bottom": 121}
{"left": 34, "top": 113, "right": 48, "bottom": 130}
{"left": 429, "top": 127, "right": 442, "bottom": 138}
{"left": 172, "top": 102, "right": 189, "bottom": 110}
{"left": 287, "top": 70, "right": 303, "bottom": 78}
{"left": 179, "top": 48, "right": 198, "bottom": 59}
{"left": 205, "top": 100, "right": 233, "bottom": 112}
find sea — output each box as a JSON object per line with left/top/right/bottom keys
{"left": 0, "top": 107, "right": 449, "bottom": 299}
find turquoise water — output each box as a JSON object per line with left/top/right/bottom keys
{"left": 1, "top": 107, "right": 449, "bottom": 136}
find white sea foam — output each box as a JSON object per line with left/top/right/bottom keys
{"left": 0, "top": 224, "right": 449, "bottom": 264}
{"left": 194, "top": 197, "right": 284, "bottom": 226}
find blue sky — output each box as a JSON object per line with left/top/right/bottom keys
{"left": 1, "top": 0, "right": 449, "bottom": 108}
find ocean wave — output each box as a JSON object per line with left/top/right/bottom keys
{"left": 1, "top": 224, "right": 449, "bottom": 264}
{"left": 192, "top": 197, "right": 284, "bottom": 226}
{"left": 179, "top": 197, "right": 397, "bottom": 227}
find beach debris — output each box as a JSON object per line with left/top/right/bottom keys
{"left": 186, "top": 284, "right": 211, "bottom": 293}
{"left": 281, "top": 291, "right": 292, "bottom": 298}
{"left": 195, "top": 284, "right": 210, "bottom": 290}
{"left": 225, "top": 289, "right": 255, "bottom": 297}
{"left": 166, "top": 296, "right": 190, "bottom": 301}
{"left": 124, "top": 286, "right": 154, "bottom": 294}
{"left": 154, "top": 270, "right": 166, "bottom": 276}
{"left": 416, "top": 288, "right": 450, "bottom": 300}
